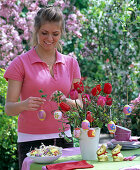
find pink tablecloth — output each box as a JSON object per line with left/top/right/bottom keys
{"left": 22, "top": 147, "right": 81, "bottom": 170}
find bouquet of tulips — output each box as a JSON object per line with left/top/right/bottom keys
{"left": 50, "top": 80, "right": 114, "bottom": 140}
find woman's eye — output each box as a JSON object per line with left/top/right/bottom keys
{"left": 53, "top": 34, "right": 59, "bottom": 36}
{"left": 41, "top": 32, "right": 59, "bottom": 36}
{"left": 42, "top": 32, "right": 47, "bottom": 35}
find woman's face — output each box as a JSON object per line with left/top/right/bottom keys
{"left": 37, "top": 21, "right": 62, "bottom": 51}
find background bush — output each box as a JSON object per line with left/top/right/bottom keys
{"left": 0, "top": 69, "right": 18, "bottom": 170}
{"left": 69, "top": 0, "right": 140, "bottom": 129}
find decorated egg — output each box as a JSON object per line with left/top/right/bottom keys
{"left": 107, "top": 121, "right": 116, "bottom": 134}
{"left": 30, "top": 150, "right": 37, "bottom": 156}
{"left": 87, "top": 128, "right": 96, "bottom": 137}
{"left": 73, "top": 128, "right": 81, "bottom": 138}
{"left": 81, "top": 120, "right": 90, "bottom": 130}
{"left": 54, "top": 110, "right": 62, "bottom": 120}
{"left": 51, "top": 148, "right": 59, "bottom": 156}
{"left": 38, "top": 110, "right": 46, "bottom": 121}
{"left": 123, "top": 105, "right": 132, "bottom": 116}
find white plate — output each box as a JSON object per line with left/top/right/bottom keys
{"left": 26, "top": 152, "right": 62, "bottom": 163}
{"left": 107, "top": 142, "right": 140, "bottom": 150}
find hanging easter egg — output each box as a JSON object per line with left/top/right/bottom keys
{"left": 123, "top": 105, "right": 132, "bottom": 116}
{"left": 73, "top": 128, "right": 81, "bottom": 138}
{"left": 107, "top": 121, "right": 116, "bottom": 134}
{"left": 87, "top": 128, "right": 96, "bottom": 137}
{"left": 81, "top": 120, "right": 90, "bottom": 130}
{"left": 54, "top": 110, "right": 62, "bottom": 120}
{"left": 38, "top": 110, "right": 46, "bottom": 121}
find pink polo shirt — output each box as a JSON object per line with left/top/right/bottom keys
{"left": 4, "top": 47, "right": 81, "bottom": 134}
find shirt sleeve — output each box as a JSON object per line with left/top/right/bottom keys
{"left": 73, "top": 58, "right": 81, "bottom": 79}
{"left": 4, "top": 56, "right": 24, "bottom": 82}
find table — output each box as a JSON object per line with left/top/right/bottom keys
{"left": 22, "top": 147, "right": 140, "bottom": 170}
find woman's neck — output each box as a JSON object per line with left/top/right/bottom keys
{"left": 35, "top": 45, "right": 56, "bottom": 64}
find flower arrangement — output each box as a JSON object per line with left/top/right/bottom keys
{"left": 51, "top": 80, "right": 115, "bottom": 140}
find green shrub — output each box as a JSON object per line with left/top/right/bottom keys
{"left": 74, "top": 0, "right": 140, "bottom": 133}
{"left": 0, "top": 69, "right": 8, "bottom": 113}
{"left": 0, "top": 69, "right": 18, "bottom": 170}
{"left": 0, "top": 115, "right": 18, "bottom": 170}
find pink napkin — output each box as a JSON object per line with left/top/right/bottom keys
{"left": 46, "top": 160, "right": 94, "bottom": 170}
{"left": 21, "top": 157, "right": 33, "bottom": 170}
{"left": 119, "top": 164, "right": 140, "bottom": 170}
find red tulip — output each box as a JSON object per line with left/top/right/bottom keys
{"left": 106, "top": 95, "right": 113, "bottom": 106}
{"left": 91, "top": 84, "right": 102, "bottom": 96}
{"left": 73, "top": 81, "right": 84, "bottom": 93}
{"left": 86, "top": 111, "right": 94, "bottom": 122}
{"left": 103, "top": 83, "right": 112, "bottom": 94}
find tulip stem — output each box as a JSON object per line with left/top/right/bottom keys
{"left": 58, "top": 96, "right": 60, "bottom": 107}
{"left": 110, "top": 107, "right": 112, "bottom": 119}
{"left": 127, "top": 87, "right": 128, "bottom": 105}
{"left": 75, "top": 99, "right": 81, "bottom": 113}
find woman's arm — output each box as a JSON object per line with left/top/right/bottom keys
{"left": 65, "top": 78, "right": 83, "bottom": 108}
{"left": 5, "top": 79, "right": 45, "bottom": 116}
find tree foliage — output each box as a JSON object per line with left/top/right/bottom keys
{"left": 0, "top": 69, "right": 18, "bottom": 170}
{"left": 67, "top": 0, "right": 140, "bottom": 127}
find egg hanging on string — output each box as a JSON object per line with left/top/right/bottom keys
{"left": 107, "top": 121, "right": 116, "bottom": 134}
{"left": 123, "top": 105, "right": 132, "bottom": 116}
{"left": 38, "top": 110, "right": 46, "bottom": 121}
{"left": 87, "top": 128, "right": 96, "bottom": 137}
{"left": 73, "top": 128, "right": 81, "bottom": 138}
{"left": 54, "top": 110, "right": 62, "bottom": 120}
{"left": 81, "top": 120, "right": 90, "bottom": 130}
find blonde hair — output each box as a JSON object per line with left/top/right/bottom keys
{"left": 31, "top": 6, "right": 65, "bottom": 52}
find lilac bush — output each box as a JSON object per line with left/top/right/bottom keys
{"left": 0, "top": 0, "right": 84, "bottom": 68}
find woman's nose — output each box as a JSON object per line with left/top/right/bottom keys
{"left": 47, "top": 34, "right": 53, "bottom": 41}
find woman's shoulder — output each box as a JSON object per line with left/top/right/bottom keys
{"left": 18, "top": 48, "right": 33, "bottom": 60}
{"left": 13, "top": 48, "right": 33, "bottom": 64}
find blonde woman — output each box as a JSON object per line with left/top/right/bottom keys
{"left": 4, "top": 6, "right": 82, "bottom": 170}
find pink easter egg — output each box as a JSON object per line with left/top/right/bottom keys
{"left": 107, "top": 121, "right": 116, "bottom": 134}
{"left": 123, "top": 105, "right": 132, "bottom": 116}
{"left": 38, "top": 110, "right": 46, "bottom": 121}
{"left": 81, "top": 120, "right": 90, "bottom": 130}
{"left": 73, "top": 128, "right": 81, "bottom": 138}
{"left": 54, "top": 110, "right": 62, "bottom": 120}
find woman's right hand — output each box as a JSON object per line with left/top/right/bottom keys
{"left": 23, "top": 97, "right": 46, "bottom": 111}
{"left": 5, "top": 79, "right": 46, "bottom": 116}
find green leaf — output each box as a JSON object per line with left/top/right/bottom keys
{"left": 39, "top": 89, "right": 43, "bottom": 93}
{"left": 41, "top": 95, "right": 47, "bottom": 98}
{"left": 128, "top": 7, "right": 134, "bottom": 12}
{"left": 64, "top": 136, "right": 72, "bottom": 143}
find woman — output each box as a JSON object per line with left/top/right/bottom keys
{"left": 4, "top": 6, "right": 82, "bottom": 170}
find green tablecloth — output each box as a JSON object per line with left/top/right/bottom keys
{"left": 30, "top": 148, "right": 140, "bottom": 170}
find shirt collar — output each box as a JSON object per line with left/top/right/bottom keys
{"left": 29, "top": 47, "right": 65, "bottom": 65}
{"left": 55, "top": 50, "right": 65, "bottom": 64}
